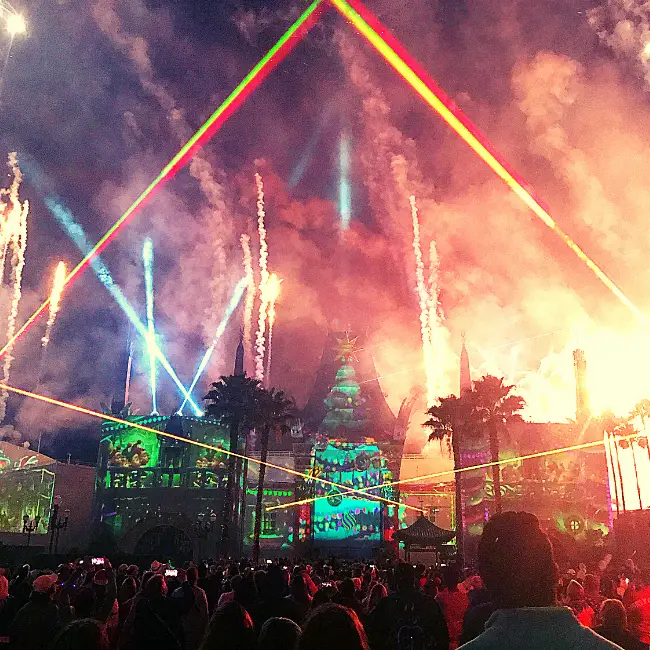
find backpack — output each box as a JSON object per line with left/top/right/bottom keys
{"left": 392, "top": 598, "right": 429, "bottom": 650}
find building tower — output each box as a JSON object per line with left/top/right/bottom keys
{"left": 573, "top": 349, "right": 590, "bottom": 428}
{"left": 234, "top": 331, "right": 245, "bottom": 377}
{"left": 460, "top": 333, "right": 472, "bottom": 395}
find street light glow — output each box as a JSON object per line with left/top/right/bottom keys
{"left": 6, "top": 12, "right": 25, "bottom": 36}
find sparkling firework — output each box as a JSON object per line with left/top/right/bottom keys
{"left": 0, "top": 153, "right": 27, "bottom": 423}
{"left": 0, "top": 1, "right": 327, "bottom": 361}
{"left": 265, "top": 273, "right": 283, "bottom": 386}
{"left": 410, "top": 195, "right": 435, "bottom": 406}
{"left": 330, "top": 0, "right": 641, "bottom": 319}
{"left": 179, "top": 277, "right": 248, "bottom": 414}
{"left": 240, "top": 234, "right": 255, "bottom": 372}
{"left": 143, "top": 238, "right": 157, "bottom": 415}
{"left": 43, "top": 196, "right": 202, "bottom": 416}
{"left": 40, "top": 261, "right": 66, "bottom": 350}
{"left": 254, "top": 173, "right": 270, "bottom": 382}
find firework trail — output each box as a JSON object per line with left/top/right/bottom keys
{"left": 254, "top": 173, "right": 270, "bottom": 382}
{"left": 0, "top": 154, "right": 28, "bottom": 423}
{"left": 41, "top": 261, "right": 66, "bottom": 350}
{"left": 427, "top": 239, "right": 446, "bottom": 400}
{"left": 410, "top": 195, "right": 435, "bottom": 407}
{"left": 240, "top": 234, "right": 255, "bottom": 372}
{"left": 265, "top": 273, "right": 282, "bottom": 386}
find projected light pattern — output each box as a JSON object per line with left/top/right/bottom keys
{"left": 331, "top": 0, "right": 642, "bottom": 319}
{"left": 142, "top": 238, "right": 158, "bottom": 415}
{"left": 312, "top": 440, "right": 392, "bottom": 543}
{"left": 0, "top": 381, "right": 417, "bottom": 511}
{"left": 179, "top": 277, "right": 248, "bottom": 414}
{"left": 44, "top": 198, "right": 202, "bottom": 416}
{"left": 339, "top": 132, "right": 352, "bottom": 230}
{"left": 0, "top": 0, "right": 327, "bottom": 360}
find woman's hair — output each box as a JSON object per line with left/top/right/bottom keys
{"left": 364, "top": 583, "right": 387, "bottom": 613}
{"left": 143, "top": 574, "right": 167, "bottom": 599}
{"left": 200, "top": 601, "right": 255, "bottom": 650}
{"left": 118, "top": 577, "right": 137, "bottom": 603}
{"left": 600, "top": 599, "right": 627, "bottom": 629}
{"left": 478, "top": 511, "right": 559, "bottom": 609}
{"left": 299, "top": 604, "right": 369, "bottom": 650}
{"left": 51, "top": 619, "right": 109, "bottom": 650}
{"left": 257, "top": 617, "right": 301, "bottom": 650}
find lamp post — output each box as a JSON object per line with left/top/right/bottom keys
{"left": 48, "top": 495, "right": 69, "bottom": 554}
{"left": 193, "top": 511, "right": 217, "bottom": 560}
{"left": 22, "top": 514, "right": 40, "bottom": 547}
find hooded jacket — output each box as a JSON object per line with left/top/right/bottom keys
{"left": 460, "top": 607, "right": 623, "bottom": 650}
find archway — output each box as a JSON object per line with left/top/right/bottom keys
{"left": 134, "top": 525, "right": 193, "bottom": 560}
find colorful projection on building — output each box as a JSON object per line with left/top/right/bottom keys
{"left": 312, "top": 439, "right": 392, "bottom": 543}
{"left": 0, "top": 442, "right": 56, "bottom": 533}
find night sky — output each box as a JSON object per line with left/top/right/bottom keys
{"left": 0, "top": 0, "right": 648, "bottom": 463}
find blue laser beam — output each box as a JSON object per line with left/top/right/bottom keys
{"left": 142, "top": 238, "right": 158, "bottom": 415}
{"left": 43, "top": 197, "right": 202, "bottom": 416}
{"left": 339, "top": 131, "right": 352, "bottom": 230}
{"left": 179, "top": 277, "right": 248, "bottom": 414}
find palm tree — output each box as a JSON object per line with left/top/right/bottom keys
{"left": 252, "top": 388, "right": 295, "bottom": 564}
{"left": 205, "top": 374, "right": 265, "bottom": 557}
{"left": 426, "top": 393, "right": 478, "bottom": 568}
{"left": 472, "top": 376, "right": 525, "bottom": 515}
{"left": 632, "top": 399, "right": 650, "bottom": 463}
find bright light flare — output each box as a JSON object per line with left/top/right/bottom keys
{"left": 41, "top": 261, "right": 66, "bottom": 349}
{"left": 0, "top": 0, "right": 326, "bottom": 361}
{"left": 143, "top": 238, "right": 157, "bottom": 415}
{"left": 331, "top": 0, "right": 642, "bottom": 320}
{"left": 6, "top": 13, "right": 25, "bottom": 36}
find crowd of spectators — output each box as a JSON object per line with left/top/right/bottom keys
{"left": 0, "top": 511, "right": 649, "bottom": 649}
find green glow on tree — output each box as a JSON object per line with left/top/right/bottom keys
{"left": 322, "top": 336, "right": 367, "bottom": 432}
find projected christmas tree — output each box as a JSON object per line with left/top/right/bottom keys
{"left": 322, "top": 334, "right": 367, "bottom": 434}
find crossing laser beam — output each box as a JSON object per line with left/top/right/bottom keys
{"left": 267, "top": 426, "right": 619, "bottom": 511}
{"left": 43, "top": 197, "right": 202, "bottom": 416}
{"left": 143, "top": 238, "right": 157, "bottom": 415}
{"left": 179, "top": 277, "right": 249, "bottom": 414}
{"left": 0, "top": 0, "right": 327, "bottom": 361}
{"left": 0, "top": 381, "right": 421, "bottom": 512}
{"left": 331, "top": 0, "right": 643, "bottom": 320}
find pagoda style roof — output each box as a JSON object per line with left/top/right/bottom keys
{"left": 393, "top": 514, "right": 456, "bottom": 547}
{"left": 302, "top": 331, "right": 396, "bottom": 438}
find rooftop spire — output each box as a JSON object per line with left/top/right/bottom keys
{"left": 234, "top": 330, "right": 245, "bottom": 376}
{"left": 460, "top": 332, "right": 472, "bottom": 395}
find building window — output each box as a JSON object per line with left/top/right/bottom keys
{"left": 261, "top": 509, "right": 277, "bottom": 536}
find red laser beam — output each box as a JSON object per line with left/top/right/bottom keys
{"left": 331, "top": 0, "right": 642, "bottom": 320}
{"left": 0, "top": 0, "right": 327, "bottom": 360}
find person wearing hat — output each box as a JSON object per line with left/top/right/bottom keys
{"left": 10, "top": 573, "right": 61, "bottom": 650}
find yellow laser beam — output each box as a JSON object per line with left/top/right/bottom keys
{"left": 0, "top": 382, "right": 422, "bottom": 513}
{"left": 267, "top": 430, "right": 622, "bottom": 511}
